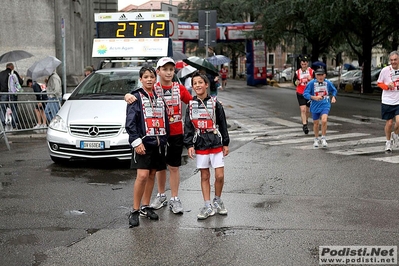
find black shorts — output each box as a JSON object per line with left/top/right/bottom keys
{"left": 130, "top": 145, "right": 166, "bottom": 170}
{"left": 296, "top": 92, "right": 310, "bottom": 107}
{"left": 381, "top": 103, "right": 399, "bottom": 120}
{"left": 166, "top": 134, "right": 184, "bottom": 167}
{"left": 35, "top": 103, "right": 46, "bottom": 110}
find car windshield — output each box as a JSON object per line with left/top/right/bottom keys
{"left": 342, "top": 70, "right": 360, "bottom": 78}
{"left": 70, "top": 69, "right": 141, "bottom": 99}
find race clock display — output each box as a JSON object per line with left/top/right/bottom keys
{"left": 96, "top": 21, "right": 168, "bottom": 38}
{"left": 93, "top": 12, "right": 170, "bottom": 58}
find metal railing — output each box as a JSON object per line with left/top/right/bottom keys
{"left": 0, "top": 92, "right": 61, "bottom": 150}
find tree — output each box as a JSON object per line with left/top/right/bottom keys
{"left": 179, "top": 0, "right": 252, "bottom": 78}
{"left": 332, "top": 0, "right": 399, "bottom": 93}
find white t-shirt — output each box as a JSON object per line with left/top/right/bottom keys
{"left": 377, "top": 65, "right": 399, "bottom": 105}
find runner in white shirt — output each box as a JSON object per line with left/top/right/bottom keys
{"left": 377, "top": 50, "right": 399, "bottom": 151}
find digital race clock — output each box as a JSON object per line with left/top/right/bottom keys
{"left": 97, "top": 21, "right": 167, "bottom": 38}
{"left": 92, "top": 12, "right": 170, "bottom": 58}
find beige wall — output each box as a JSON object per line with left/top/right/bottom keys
{"left": 0, "top": 0, "right": 117, "bottom": 86}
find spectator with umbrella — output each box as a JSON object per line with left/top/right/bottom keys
{"left": 26, "top": 56, "right": 62, "bottom": 122}
{"left": 44, "top": 70, "right": 62, "bottom": 122}
{"left": 27, "top": 79, "right": 48, "bottom": 128}
{"left": 183, "top": 57, "right": 220, "bottom": 97}
{"left": 0, "top": 62, "right": 23, "bottom": 129}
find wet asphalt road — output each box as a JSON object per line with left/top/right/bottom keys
{"left": 1, "top": 80, "right": 399, "bottom": 265}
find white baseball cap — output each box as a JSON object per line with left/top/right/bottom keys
{"left": 156, "top": 57, "right": 175, "bottom": 69}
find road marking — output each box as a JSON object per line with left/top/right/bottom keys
{"left": 371, "top": 155, "right": 399, "bottom": 163}
{"left": 352, "top": 115, "right": 383, "bottom": 122}
{"left": 265, "top": 117, "right": 301, "bottom": 127}
{"left": 295, "top": 136, "right": 386, "bottom": 150}
{"left": 327, "top": 146, "right": 383, "bottom": 155}
{"left": 291, "top": 117, "right": 341, "bottom": 126}
{"left": 263, "top": 132, "right": 366, "bottom": 145}
{"left": 231, "top": 119, "right": 282, "bottom": 133}
{"left": 328, "top": 115, "right": 370, "bottom": 125}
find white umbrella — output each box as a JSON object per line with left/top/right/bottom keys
{"left": 206, "top": 55, "right": 231, "bottom": 65}
{"left": 26, "top": 56, "right": 61, "bottom": 80}
{"left": 177, "top": 65, "right": 197, "bottom": 78}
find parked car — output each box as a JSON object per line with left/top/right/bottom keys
{"left": 280, "top": 67, "right": 293, "bottom": 82}
{"left": 46, "top": 67, "right": 142, "bottom": 163}
{"left": 352, "top": 68, "right": 382, "bottom": 91}
{"left": 328, "top": 70, "right": 361, "bottom": 90}
{"left": 340, "top": 70, "right": 362, "bottom": 90}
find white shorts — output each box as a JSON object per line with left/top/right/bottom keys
{"left": 196, "top": 151, "right": 224, "bottom": 169}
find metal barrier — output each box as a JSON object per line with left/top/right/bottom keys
{"left": 0, "top": 92, "right": 61, "bottom": 150}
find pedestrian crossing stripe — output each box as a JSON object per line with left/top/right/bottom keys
{"left": 295, "top": 137, "right": 386, "bottom": 150}
{"left": 291, "top": 117, "right": 341, "bottom": 126}
{"left": 258, "top": 130, "right": 358, "bottom": 146}
{"left": 352, "top": 115, "right": 384, "bottom": 123}
{"left": 264, "top": 117, "right": 302, "bottom": 127}
{"left": 371, "top": 155, "right": 399, "bottom": 163}
{"left": 328, "top": 115, "right": 370, "bottom": 125}
{"left": 327, "top": 146, "right": 384, "bottom": 155}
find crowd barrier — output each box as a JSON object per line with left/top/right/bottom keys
{"left": 0, "top": 92, "right": 61, "bottom": 150}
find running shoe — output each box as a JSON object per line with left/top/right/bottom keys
{"left": 197, "top": 206, "right": 215, "bottom": 220}
{"left": 213, "top": 199, "right": 228, "bottom": 215}
{"left": 150, "top": 194, "right": 167, "bottom": 209}
{"left": 169, "top": 198, "right": 184, "bottom": 214}
{"left": 139, "top": 206, "right": 159, "bottom": 220}
{"left": 128, "top": 210, "right": 140, "bottom": 227}
{"left": 302, "top": 124, "right": 309, "bottom": 134}
{"left": 313, "top": 138, "right": 319, "bottom": 148}
{"left": 391, "top": 132, "right": 399, "bottom": 148}
{"left": 321, "top": 138, "right": 328, "bottom": 148}
{"left": 385, "top": 141, "right": 393, "bottom": 152}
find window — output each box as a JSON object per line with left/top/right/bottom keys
{"left": 268, "top": 53, "right": 275, "bottom": 65}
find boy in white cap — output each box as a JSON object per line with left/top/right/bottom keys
{"left": 125, "top": 57, "right": 192, "bottom": 214}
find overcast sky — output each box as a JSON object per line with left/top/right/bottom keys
{"left": 118, "top": 0, "right": 179, "bottom": 10}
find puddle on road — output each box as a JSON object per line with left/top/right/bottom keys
{"left": 6, "top": 233, "right": 39, "bottom": 245}
{"left": 214, "top": 227, "right": 235, "bottom": 237}
{"left": 33, "top": 252, "right": 47, "bottom": 266}
{"left": 253, "top": 199, "right": 282, "bottom": 210}
{"left": 0, "top": 181, "right": 12, "bottom": 190}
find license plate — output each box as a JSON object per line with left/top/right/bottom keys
{"left": 80, "top": 141, "right": 104, "bottom": 149}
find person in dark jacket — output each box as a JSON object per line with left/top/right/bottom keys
{"left": 125, "top": 66, "right": 169, "bottom": 228}
{"left": 27, "top": 79, "right": 48, "bottom": 128}
{"left": 0, "top": 63, "right": 23, "bottom": 128}
{"left": 183, "top": 71, "right": 230, "bottom": 220}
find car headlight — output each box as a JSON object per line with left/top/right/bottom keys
{"left": 49, "top": 115, "right": 67, "bottom": 132}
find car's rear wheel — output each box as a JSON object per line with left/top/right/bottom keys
{"left": 50, "top": 156, "right": 69, "bottom": 164}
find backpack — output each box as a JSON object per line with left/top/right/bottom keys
{"left": 8, "top": 71, "right": 22, "bottom": 93}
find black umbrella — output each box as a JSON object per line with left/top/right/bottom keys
{"left": 183, "top": 56, "right": 218, "bottom": 76}
{"left": 0, "top": 50, "right": 33, "bottom": 64}
{"left": 172, "top": 51, "right": 188, "bottom": 61}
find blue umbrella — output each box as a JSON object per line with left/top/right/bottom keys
{"left": 344, "top": 63, "right": 356, "bottom": 71}
{"left": 312, "top": 61, "right": 326, "bottom": 68}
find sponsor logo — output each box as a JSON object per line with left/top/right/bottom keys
{"left": 119, "top": 14, "right": 127, "bottom": 20}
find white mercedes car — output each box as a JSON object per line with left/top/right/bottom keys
{"left": 46, "top": 67, "right": 141, "bottom": 163}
